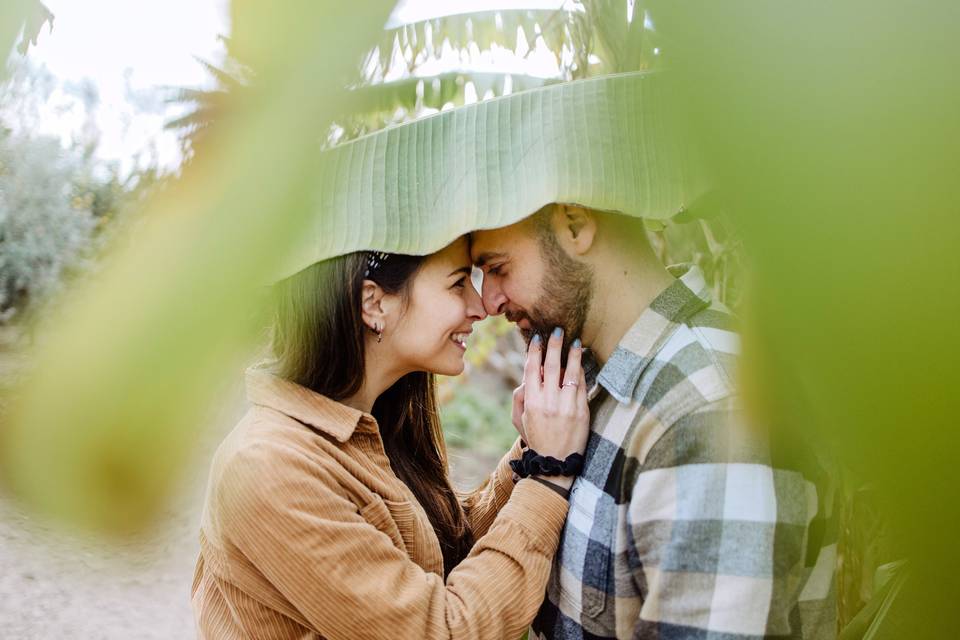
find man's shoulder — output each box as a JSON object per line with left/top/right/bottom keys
{"left": 612, "top": 301, "right": 749, "bottom": 475}
{"left": 630, "top": 300, "right": 740, "bottom": 411}
{"left": 683, "top": 299, "right": 739, "bottom": 364}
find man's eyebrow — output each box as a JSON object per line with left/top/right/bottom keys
{"left": 447, "top": 265, "right": 473, "bottom": 277}
{"left": 473, "top": 251, "right": 506, "bottom": 267}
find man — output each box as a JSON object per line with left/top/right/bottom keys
{"left": 471, "top": 203, "right": 837, "bottom": 639}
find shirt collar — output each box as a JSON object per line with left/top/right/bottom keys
{"left": 594, "top": 264, "right": 712, "bottom": 403}
{"left": 245, "top": 368, "right": 378, "bottom": 442}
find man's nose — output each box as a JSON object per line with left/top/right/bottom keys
{"left": 481, "top": 278, "right": 507, "bottom": 316}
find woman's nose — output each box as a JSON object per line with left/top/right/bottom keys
{"left": 465, "top": 280, "right": 488, "bottom": 321}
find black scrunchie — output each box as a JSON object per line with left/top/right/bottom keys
{"left": 510, "top": 448, "right": 585, "bottom": 478}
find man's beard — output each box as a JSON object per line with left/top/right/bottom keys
{"left": 510, "top": 239, "right": 594, "bottom": 367}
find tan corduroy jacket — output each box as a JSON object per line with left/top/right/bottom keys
{"left": 192, "top": 369, "right": 570, "bottom": 639}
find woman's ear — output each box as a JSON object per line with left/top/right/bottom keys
{"left": 360, "top": 279, "right": 387, "bottom": 332}
{"left": 553, "top": 203, "right": 597, "bottom": 257}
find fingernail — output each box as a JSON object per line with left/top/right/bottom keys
{"left": 552, "top": 326, "right": 563, "bottom": 339}
{"left": 531, "top": 334, "right": 541, "bottom": 345}
{"left": 573, "top": 338, "right": 581, "bottom": 349}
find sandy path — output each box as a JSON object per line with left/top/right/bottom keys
{"left": 0, "top": 490, "right": 205, "bottom": 639}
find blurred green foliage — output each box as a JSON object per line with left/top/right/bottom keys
{"left": 0, "top": 0, "right": 396, "bottom": 534}
{"left": 439, "top": 377, "right": 516, "bottom": 457}
{"left": 648, "top": 1, "right": 959, "bottom": 635}
{"left": 437, "top": 316, "right": 521, "bottom": 458}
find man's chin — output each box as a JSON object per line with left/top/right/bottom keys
{"left": 507, "top": 312, "right": 555, "bottom": 346}
{"left": 518, "top": 324, "right": 552, "bottom": 346}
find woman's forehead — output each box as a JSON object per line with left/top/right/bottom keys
{"left": 431, "top": 236, "right": 471, "bottom": 267}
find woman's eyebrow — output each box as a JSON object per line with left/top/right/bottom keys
{"left": 447, "top": 265, "right": 473, "bottom": 277}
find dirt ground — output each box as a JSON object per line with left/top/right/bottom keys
{"left": 0, "top": 365, "right": 503, "bottom": 640}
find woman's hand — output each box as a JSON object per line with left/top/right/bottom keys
{"left": 511, "top": 383, "right": 525, "bottom": 436}
{"left": 518, "top": 328, "right": 590, "bottom": 491}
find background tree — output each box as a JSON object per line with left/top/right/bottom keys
{"left": 163, "top": 38, "right": 251, "bottom": 163}
{"left": 0, "top": 130, "right": 96, "bottom": 321}
{"left": 0, "top": 58, "right": 165, "bottom": 327}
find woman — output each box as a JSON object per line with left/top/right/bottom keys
{"left": 191, "top": 235, "right": 590, "bottom": 639}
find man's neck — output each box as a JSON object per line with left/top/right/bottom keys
{"left": 583, "top": 256, "right": 676, "bottom": 365}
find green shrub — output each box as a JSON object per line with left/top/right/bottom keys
{"left": 0, "top": 132, "right": 96, "bottom": 319}
{"left": 439, "top": 379, "right": 517, "bottom": 457}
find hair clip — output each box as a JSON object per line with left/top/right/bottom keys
{"left": 364, "top": 251, "right": 391, "bottom": 277}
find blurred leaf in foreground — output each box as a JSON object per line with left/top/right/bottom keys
{"left": 649, "top": 1, "right": 959, "bottom": 635}
{"left": 0, "top": 1, "right": 393, "bottom": 535}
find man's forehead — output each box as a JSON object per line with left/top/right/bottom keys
{"left": 469, "top": 223, "right": 530, "bottom": 264}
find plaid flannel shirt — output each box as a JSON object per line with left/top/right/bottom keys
{"left": 531, "top": 265, "right": 837, "bottom": 640}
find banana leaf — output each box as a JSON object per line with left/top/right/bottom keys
{"left": 275, "top": 70, "right": 707, "bottom": 281}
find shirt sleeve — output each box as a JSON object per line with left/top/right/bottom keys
{"left": 626, "top": 398, "right": 816, "bottom": 639}
{"left": 218, "top": 438, "right": 567, "bottom": 640}
{"left": 457, "top": 436, "right": 523, "bottom": 538}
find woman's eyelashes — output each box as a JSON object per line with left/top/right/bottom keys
{"left": 452, "top": 276, "right": 467, "bottom": 289}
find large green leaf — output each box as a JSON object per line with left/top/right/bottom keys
{"left": 648, "top": 1, "right": 959, "bottom": 635}
{"left": 275, "top": 70, "right": 707, "bottom": 281}
{"left": 0, "top": 1, "right": 395, "bottom": 534}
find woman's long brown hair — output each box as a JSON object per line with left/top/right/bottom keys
{"left": 270, "top": 252, "right": 474, "bottom": 576}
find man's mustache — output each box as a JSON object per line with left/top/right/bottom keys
{"left": 505, "top": 309, "right": 529, "bottom": 325}
{"left": 506, "top": 310, "right": 572, "bottom": 367}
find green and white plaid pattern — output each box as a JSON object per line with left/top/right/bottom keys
{"left": 531, "top": 265, "right": 837, "bottom": 640}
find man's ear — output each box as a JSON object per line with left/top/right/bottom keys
{"left": 360, "top": 279, "right": 388, "bottom": 331}
{"left": 553, "top": 203, "right": 597, "bottom": 256}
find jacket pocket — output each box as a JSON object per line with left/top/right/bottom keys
{"left": 359, "top": 496, "right": 443, "bottom": 574}
{"left": 359, "top": 496, "right": 410, "bottom": 554}
{"left": 559, "top": 494, "right": 614, "bottom": 619}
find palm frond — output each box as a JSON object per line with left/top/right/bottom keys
{"left": 346, "top": 71, "right": 557, "bottom": 116}
{"left": 15, "top": 0, "right": 53, "bottom": 55}
{"left": 191, "top": 56, "right": 246, "bottom": 91}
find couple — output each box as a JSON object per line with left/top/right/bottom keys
{"left": 192, "top": 73, "right": 835, "bottom": 639}
{"left": 192, "top": 205, "right": 835, "bottom": 639}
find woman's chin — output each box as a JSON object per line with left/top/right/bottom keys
{"left": 431, "top": 356, "right": 465, "bottom": 377}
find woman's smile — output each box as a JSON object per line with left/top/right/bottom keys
{"left": 450, "top": 331, "right": 471, "bottom": 351}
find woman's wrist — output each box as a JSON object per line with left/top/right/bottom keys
{"left": 510, "top": 447, "right": 585, "bottom": 480}
{"left": 531, "top": 475, "right": 573, "bottom": 495}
